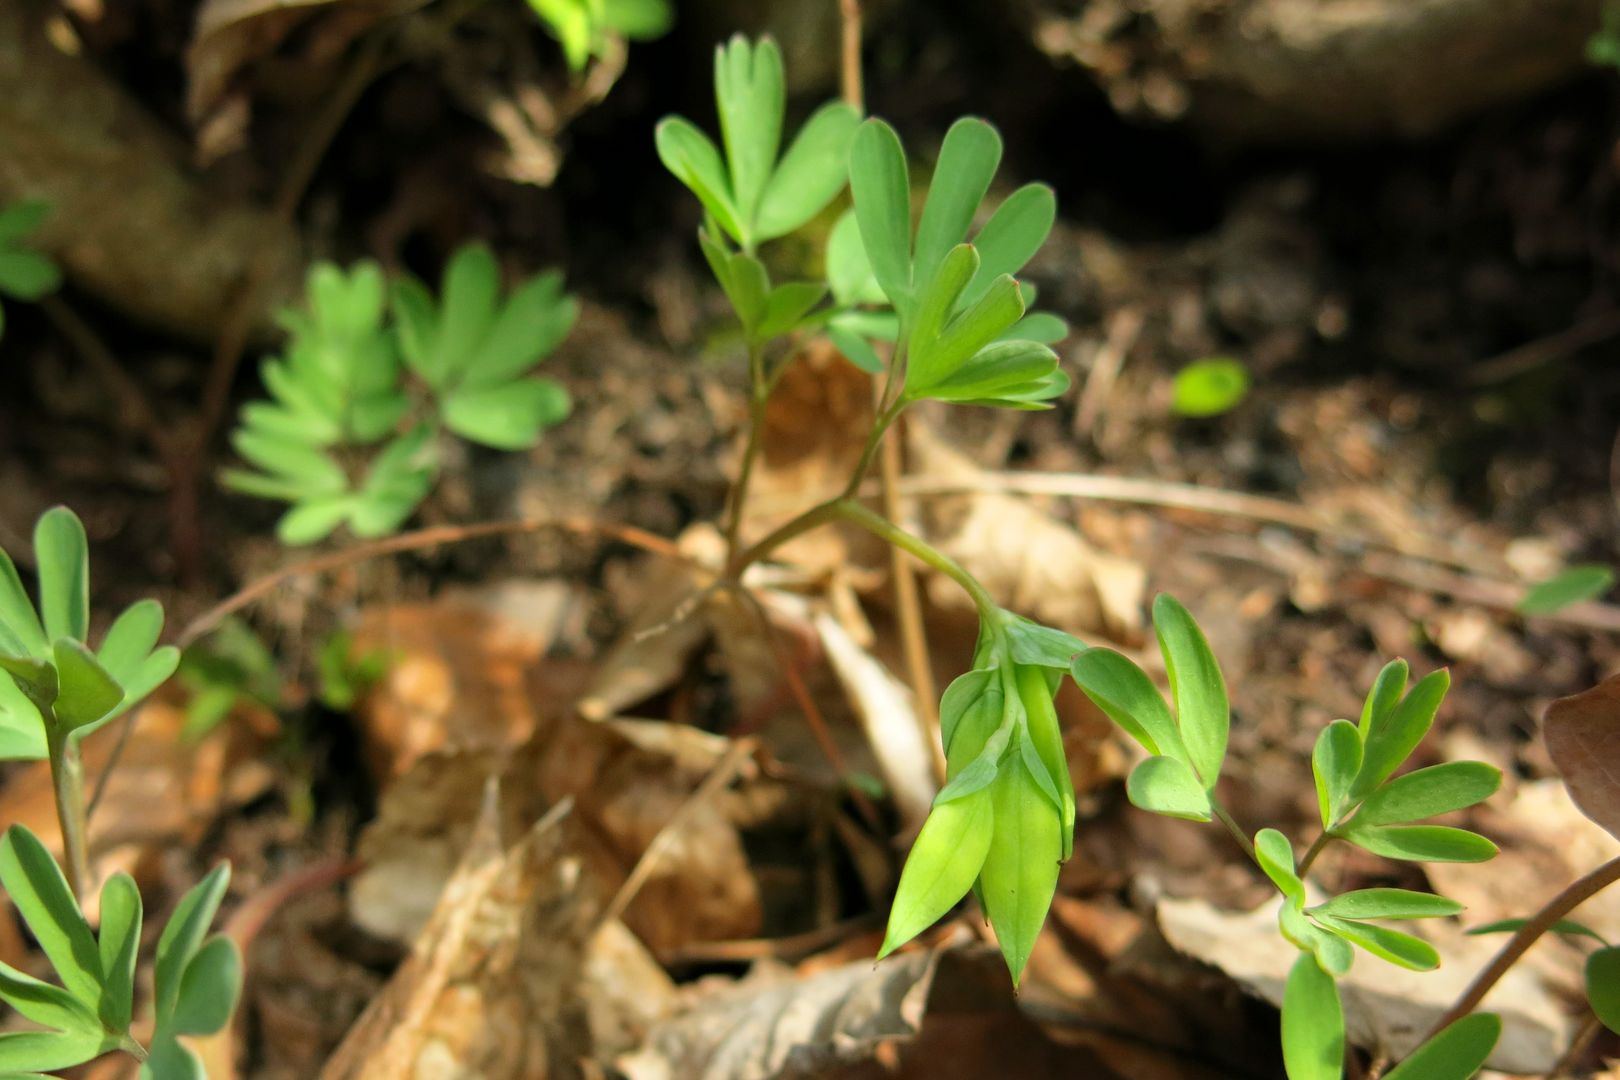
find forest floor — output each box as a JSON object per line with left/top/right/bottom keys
{"left": 2, "top": 4, "right": 1620, "bottom": 1077}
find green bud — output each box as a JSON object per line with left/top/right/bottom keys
{"left": 879, "top": 635, "right": 1076, "bottom": 988}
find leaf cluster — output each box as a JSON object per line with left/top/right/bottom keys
{"left": 1071, "top": 597, "right": 1504, "bottom": 1080}
{"left": 848, "top": 117, "right": 1068, "bottom": 408}
{"left": 879, "top": 611, "right": 1084, "bottom": 985}
{"left": 1469, "top": 917, "right": 1620, "bottom": 1039}
{"left": 526, "top": 0, "right": 672, "bottom": 72}
{"left": 0, "top": 509, "right": 178, "bottom": 761}
{"left": 224, "top": 247, "right": 577, "bottom": 545}
{"left": 0, "top": 200, "right": 63, "bottom": 342}
{"left": 0, "top": 825, "right": 240, "bottom": 1078}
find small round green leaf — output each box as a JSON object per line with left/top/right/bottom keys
{"left": 170, "top": 936, "right": 242, "bottom": 1036}
{"left": 1171, "top": 358, "right": 1249, "bottom": 418}
{"left": 1256, "top": 828, "right": 1304, "bottom": 902}
{"left": 1587, "top": 945, "right": 1620, "bottom": 1034}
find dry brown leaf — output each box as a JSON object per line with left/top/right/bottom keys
{"left": 323, "top": 791, "right": 595, "bottom": 1079}
{"left": 615, "top": 948, "right": 1012, "bottom": 1080}
{"left": 1156, "top": 894, "right": 1569, "bottom": 1074}
{"left": 1544, "top": 673, "right": 1620, "bottom": 840}
{"left": 906, "top": 423, "right": 1145, "bottom": 642}
{"left": 352, "top": 585, "right": 589, "bottom": 780}
{"left": 810, "top": 607, "right": 936, "bottom": 831}
{"left": 349, "top": 717, "right": 768, "bottom": 954}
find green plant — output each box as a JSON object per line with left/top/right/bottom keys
{"left": 1516, "top": 564, "right": 1614, "bottom": 616}
{"left": 1469, "top": 918, "right": 1620, "bottom": 1037}
{"left": 1590, "top": 0, "right": 1620, "bottom": 70}
{"left": 0, "top": 508, "right": 240, "bottom": 1077}
{"left": 1071, "top": 602, "right": 1504, "bottom": 1078}
{"left": 0, "top": 199, "right": 62, "bottom": 342}
{"left": 527, "top": 0, "right": 673, "bottom": 72}
{"left": 1171, "top": 356, "right": 1250, "bottom": 418}
{"left": 223, "top": 246, "right": 578, "bottom": 544}
{"left": 175, "top": 616, "right": 284, "bottom": 740}
{"left": 0, "top": 826, "right": 239, "bottom": 1079}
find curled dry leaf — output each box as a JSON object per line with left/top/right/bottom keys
{"left": 1544, "top": 673, "right": 1620, "bottom": 841}
{"left": 616, "top": 948, "right": 1021, "bottom": 1080}
{"left": 349, "top": 719, "right": 770, "bottom": 954}
{"left": 323, "top": 792, "right": 595, "bottom": 1080}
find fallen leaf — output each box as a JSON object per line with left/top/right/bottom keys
{"left": 616, "top": 948, "right": 1018, "bottom": 1080}
{"left": 812, "top": 607, "right": 936, "bottom": 831}
{"left": 323, "top": 790, "right": 595, "bottom": 1079}
{"left": 1545, "top": 674, "right": 1620, "bottom": 840}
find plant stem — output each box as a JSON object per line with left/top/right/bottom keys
{"left": 726, "top": 496, "right": 1001, "bottom": 626}
{"left": 1297, "top": 830, "right": 1335, "bottom": 877}
{"left": 842, "top": 404, "right": 903, "bottom": 500}
{"left": 1210, "top": 800, "right": 1257, "bottom": 862}
{"left": 723, "top": 344, "right": 770, "bottom": 560}
{"left": 1425, "top": 853, "right": 1620, "bottom": 1041}
{"left": 45, "top": 719, "right": 91, "bottom": 901}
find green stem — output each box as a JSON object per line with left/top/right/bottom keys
{"left": 841, "top": 402, "right": 904, "bottom": 500}
{"left": 44, "top": 718, "right": 91, "bottom": 902}
{"left": 835, "top": 500, "right": 1000, "bottom": 621}
{"left": 1297, "top": 830, "right": 1335, "bottom": 877}
{"left": 1210, "top": 799, "right": 1257, "bottom": 862}
{"left": 726, "top": 497, "right": 1000, "bottom": 626}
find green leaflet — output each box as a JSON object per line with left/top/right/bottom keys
{"left": 0, "top": 199, "right": 61, "bottom": 340}
{"left": 1350, "top": 669, "right": 1449, "bottom": 804}
{"left": 1587, "top": 946, "right": 1620, "bottom": 1034}
{"left": 1152, "top": 594, "right": 1229, "bottom": 790}
{"left": 227, "top": 248, "right": 577, "bottom": 544}
{"left": 1353, "top": 762, "right": 1501, "bottom": 827}
{"left": 1382, "top": 1014, "right": 1500, "bottom": 1080}
{"left": 1312, "top": 719, "right": 1362, "bottom": 828}
{"left": 1126, "top": 756, "right": 1211, "bottom": 821}
{"left": 1281, "top": 952, "right": 1344, "bottom": 1080}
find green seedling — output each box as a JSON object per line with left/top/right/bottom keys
{"left": 224, "top": 246, "right": 577, "bottom": 544}
{"left": 528, "top": 0, "right": 672, "bottom": 72}
{"left": 0, "top": 508, "right": 240, "bottom": 1077}
{"left": 1072, "top": 602, "right": 1503, "bottom": 1079}
{"left": 0, "top": 199, "right": 62, "bottom": 341}
{"left": 0, "top": 825, "right": 239, "bottom": 1079}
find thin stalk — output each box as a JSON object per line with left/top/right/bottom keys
{"left": 1297, "top": 830, "right": 1335, "bottom": 877}
{"left": 841, "top": 403, "right": 903, "bottom": 500}
{"left": 834, "top": 501, "right": 999, "bottom": 622}
{"left": 1210, "top": 800, "right": 1257, "bottom": 862}
{"left": 45, "top": 720, "right": 91, "bottom": 901}
{"left": 1426, "top": 853, "right": 1620, "bottom": 1040}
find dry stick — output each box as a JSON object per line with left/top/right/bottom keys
{"left": 1463, "top": 308, "right": 1620, "bottom": 386}
{"left": 175, "top": 515, "right": 685, "bottom": 649}
{"left": 1073, "top": 306, "right": 1143, "bottom": 440}
{"left": 1425, "top": 853, "right": 1620, "bottom": 1041}
{"left": 1550, "top": 1011, "right": 1605, "bottom": 1079}
{"left": 601, "top": 738, "right": 757, "bottom": 926}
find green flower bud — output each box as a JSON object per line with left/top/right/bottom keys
{"left": 879, "top": 634, "right": 1076, "bottom": 987}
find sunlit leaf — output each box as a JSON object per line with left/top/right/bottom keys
{"left": 1381, "top": 1013, "right": 1500, "bottom": 1080}
{"left": 1517, "top": 565, "right": 1614, "bottom": 615}
{"left": 1281, "top": 952, "right": 1344, "bottom": 1080}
